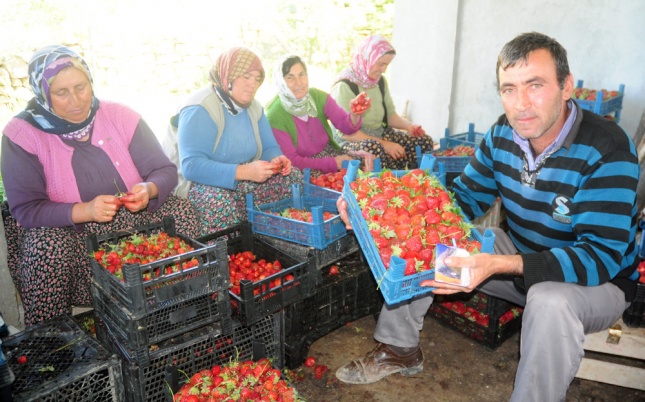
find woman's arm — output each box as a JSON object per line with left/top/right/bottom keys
{"left": 272, "top": 127, "right": 337, "bottom": 173}
{"left": 177, "top": 106, "right": 239, "bottom": 190}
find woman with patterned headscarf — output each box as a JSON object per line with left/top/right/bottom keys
{"left": 1, "top": 45, "right": 200, "bottom": 326}
{"left": 265, "top": 54, "right": 375, "bottom": 176}
{"left": 330, "top": 35, "right": 434, "bottom": 170}
{"left": 174, "top": 47, "right": 302, "bottom": 235}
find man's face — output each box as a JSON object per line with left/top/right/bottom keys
{"left": 498, "top": 49, "right": 573, "bottom": 142}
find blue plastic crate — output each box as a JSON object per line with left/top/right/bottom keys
{"left": 246, "top": 184, "right": 348, "bottom": 250}
{"left": 440, "top": 123, "right": 486, "bottom": 150}
{"left": 303, "top": 168, "right": 342, "bottom": 202}
{"left": 342, "top": 155, "right": 495, "bottom": 305}
{"left": 574, "top": 80, "right": 625, "bottom": 122}
{"left": 415, "top": 145, "right": 472, "bottom": 174}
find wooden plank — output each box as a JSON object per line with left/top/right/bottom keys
{"left": 576, "top": 358, "right": 645, "bottom": 391}
{"left": 581, "top": 319, "right": 645, "bottom": 360}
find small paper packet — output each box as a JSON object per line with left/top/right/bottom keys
{"left": 434, "top": 243, "right": 471, "bottom": 287}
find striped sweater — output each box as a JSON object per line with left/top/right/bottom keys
{"left": 452, "top": 103, "right": 640, "bottom": 301}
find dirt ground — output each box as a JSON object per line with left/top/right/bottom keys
{"left": 288, "top": 314, "right": 645, "bottom": 402}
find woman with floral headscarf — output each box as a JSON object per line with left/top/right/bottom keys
{"left": 266, "top": 54, "right": 375, "bottom": 176}
{"left": 1, "top": 45, "right": 200, "bottom": 326}
{"left": 330, "top": 35, "right": 434, "bottom": 170}
{"left": 174, "top": 47, "right": 301, "bottom": 235}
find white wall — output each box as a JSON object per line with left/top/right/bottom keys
{"left": 392, "top": 0, "right": 645, "bottom": 142}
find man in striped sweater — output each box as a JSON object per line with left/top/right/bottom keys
{"left": 335, "top": 32, "right": 639, "bottom": 402}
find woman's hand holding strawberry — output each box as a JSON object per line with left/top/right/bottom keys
{"left": 270, "top": 155, "right": 292, "bottom": 176}
{"left": 409, "top": 124, "right": 426, "bottom": 137}
{"left": 350, "top": 92, "right": 371, "bottom": 115}
{"left": 120, "top": 182, "right": 155, "bottom": 213}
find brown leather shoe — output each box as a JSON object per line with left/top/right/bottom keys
{"left": 335, "top": 343, "right": 423, "bottom": 384}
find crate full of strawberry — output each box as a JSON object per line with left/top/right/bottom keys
{"left": 198, "top": 222, "right": 317, "bottom": 326}
{"left": 167, "top": 358, "right": 305, "bottom": 402}
{"left": 246, "top": 183, "right": 347, "bottom": 249}
{"left": 429, "top": 292, "right": 523, "bottom": 350}
{"left": 572, "top": 80, "right": 625, "bottom": 120}
{"left": 342, "top": 155, "right": 496, "bottom": 305}
{"left": 303, "top": 167, "right": 345, "bottom": 202}
{"left": 96, "top": 311, "right": 284, "bottom": 402}
{"left": 86, "top": 216, "right": 229, "bottom": 316}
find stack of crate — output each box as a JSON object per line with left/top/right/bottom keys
{"left": 242, "top": 177, "right": 383, "bottom": 368}
{"left": 89, "top": 217, "right": 286, "bottom": 401}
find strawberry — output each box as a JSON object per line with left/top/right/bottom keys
{"left": 419, "top": 248, "right": 434, "bottom": 262}
{"left": 17, "top": 355, "right": 27, "bottom": 364}
{"left": 405, "top": 235, "right": 423, "bottom": 253}
{"left": 304, "top": 356, "right": 316, "bottom": 367}
{"left": 329, "top": 265, "right": 339, "bottom": 275}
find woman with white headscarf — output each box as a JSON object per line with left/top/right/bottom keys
{"left": 266, "top": 54, "right": 374, "bottom": 175}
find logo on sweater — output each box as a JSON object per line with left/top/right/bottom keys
{"left": 552, "top": 195, "right": 572, "bottom": 224}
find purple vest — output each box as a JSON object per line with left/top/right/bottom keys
{"left": 4, "top": 101, "right": 143, "bottom": 203}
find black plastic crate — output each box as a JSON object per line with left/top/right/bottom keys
{"left": 91, "top": 280, "right": 232, "bottom": 349}
{"left": 86, "top": 216, "right": 229, "bottom": 316}
{"left": 199, "top": 222, "right": 317, "bottom": 326}
{"left": 623, "top": 282, "right": 645, "bottom": 328}
{"left": 284, "top": 251, "right": 384, "bottom": 368}
{"left": 72, "top": 309, "right": 97, "bottom": 338}
{"left": 256, "top": 232, "right": 360, "bottom": 284}
{"left": 428, "top": 292, "right": 523, "bottom": 350}
{"left": 2, "top": 315, "right": 123, "bottom": 401}
{"left": 97, "top": 313, "right": 283, "bottom": 402}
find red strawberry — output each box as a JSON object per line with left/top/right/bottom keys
{"left": 405, "top": 235, "right": 423, "bottom": 253}
{"left": 304, "top": 356, "right": 316, "bottom": 367}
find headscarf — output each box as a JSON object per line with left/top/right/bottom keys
{"left": 273, "top": 54, "right": 317, "bottom": 118}
{"left": 337, "top": 35, "right": 395, "bottom": 89}
{"left": 208, "top": 47, "right": 265, "bottom": 115}
{"left": 17, "top": 45, "right": 100, "bottom": 136}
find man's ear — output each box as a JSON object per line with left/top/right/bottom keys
{"left": 563, "top": 74, "right": 574, "bottom": 100}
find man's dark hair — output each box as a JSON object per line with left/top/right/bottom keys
{"left": 282, "top": 56, "right": 306, "bottom": 77}
{"left": 496, "top": 32, "right": 570, "bottom": 90}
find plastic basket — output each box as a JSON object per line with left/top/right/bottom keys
{"left": 2, "top": 315, "right": 124, "bottom": 402}
{"left": 198, "top": 222, "right": 317, "bottom": 326}
{"left": 342, "top": 155, "right": 496, "bottom": 305}
{"left": 91, "top": 280, "right": 232, "bottom": 349}
{"left": 439, "top": 123, "right": 485, "bottom": 150}
{"left": 255, "top": 232, "right": 361, "bottom": 284}
{"left": 574, "top": 80, "right": 625, "bottom": 121}
{"left": 284, "top": 251, "right": 384, "bottom": 368}
{"left": 303, "top": 168, "right": 342, "bottom": 202}
{"left": 428, "top": 292, "right": 523, "bottom": 350}
{"left": 86, "top": 216, "right": 229, "bottom": 316}
{"left": 246, "top": 183, "right": 347, "bottom": 249}
{"left": 96, "top": 312, "right": 283, "bottom": 402}
{"left": 622, "top": 282, "right": 645, "bottom": 328}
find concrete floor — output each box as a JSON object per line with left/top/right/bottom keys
{"left": 289, "top": 314, "right": 645, "bottom": 402}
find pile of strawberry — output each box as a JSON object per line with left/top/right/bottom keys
{"left": 92, "top": 232, "right": 198, "bottom": 281}
{"left": 572, "top": 87, "right": 620, "bottom": 101}
{"left": 309, "top": 168, "right": 346, "bottom": 192}
{"left": 172, "top": 358, "right": 304, "bottom": 402}
{"left": 350, "top": 168, "right": 481, "bottom": 276}
{"left": 270, "top": 207, "right": 337, "bottom": 223}
{"left": 434, "top": 145, "right": 475, "bottom": 157}
{"left": 436, "top": 300, "right": 523, "bottom": 328}
{"left": 228, "top": 251, "right": 291, "bottom": 296}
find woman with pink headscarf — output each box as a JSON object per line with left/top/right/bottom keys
{"left": 174, "top": 47, "right": 302, "bottom": 235}
{"left": 330, "top": 35, "right": 434, "bottom": 170}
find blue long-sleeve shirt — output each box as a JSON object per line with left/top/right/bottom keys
{"left": 452, "top": 103, "right": 640, "bottom": 301}
{"left": 177, "top": 104, "right": 282, "bottom": 190}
